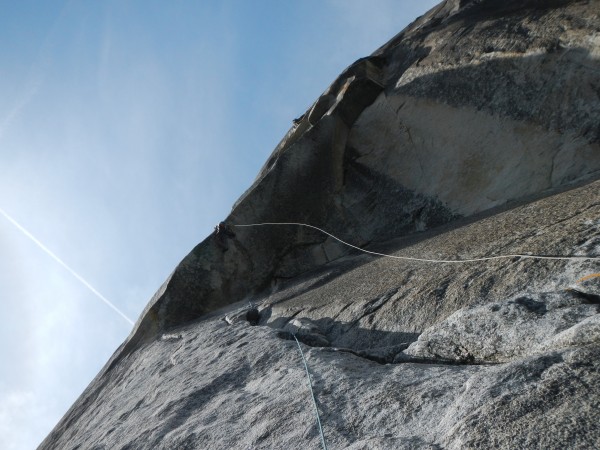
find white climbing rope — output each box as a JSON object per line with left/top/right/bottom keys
{"left": 234, "top": 222, "right": 600, "bottom": 264}
{"left": 234, "top": 220, "right": 597, "bottom": 448}
{"left": 292, "top": 333, "right": 328, "bottom": 450}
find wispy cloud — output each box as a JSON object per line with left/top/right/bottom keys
{"left": 0, "top": 1, "right": 72, "bottom": 143}
{"left": 0, "top": 80, "right": 42, "bottom": 142}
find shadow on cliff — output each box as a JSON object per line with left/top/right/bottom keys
{"left": 111, "top": 40, "right": 600, "bottom": 377}
{"left": 260, "top": 311, "right": 420, "bottom": 364}
{"left": 40, "top": 4, "right": 600, "bottom": 448}
{"left": 389, "top": 46, "right": 600, "bottom": 143}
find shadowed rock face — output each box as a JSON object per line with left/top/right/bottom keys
{"left": 41, "top": 1, "right": 600, "bottom": 448}
{"left": 41, "top": 178, "right": 600, "bottom": 450}
{"left": 121, "top": 0, "right": 599, "bottom": 354}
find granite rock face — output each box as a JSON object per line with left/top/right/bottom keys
{"left": 122, "top": 0, "right": 600, "bottom": 352}
{"left": 41, "top": 0, "right": 600, "bottom": 449}
{"left": 40, "top": 181, "right": 600, "bottom": 450}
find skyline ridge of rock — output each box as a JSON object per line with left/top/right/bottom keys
{"left": 41, "top": 0, "right": 600, "bottom": 448}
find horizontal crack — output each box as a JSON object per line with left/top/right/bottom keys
{"left": 322, "top": 347, "right": 501, "bottom": 366}
{"left": 566, "top": 288, "right": 600, "bottom": 305}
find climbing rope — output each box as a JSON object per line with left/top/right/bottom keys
{"left": 293, "top": 333, "right": 328, "bottom": 450}
{"left": 234, "top": 222, "right": 600, "bottom": 264}
{"left": 292, "top": 333, "right": 327, "bottom": 450}
{"left": 233, "top": 221, "right": 597, "bottom": 447}
{"left": 577, "top": 273, "right": 600, "bottom": 283}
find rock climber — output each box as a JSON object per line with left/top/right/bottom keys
{"left": 292, "top": 113, "right": 305, "bottom": 125}
{"left": 214, "top": 221, "right": 236, "bottom": 250}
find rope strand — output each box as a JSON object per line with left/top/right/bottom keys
{"left": 236, "top": 221, "right": 597, "bottom": 448}
{"left": 233, "top": 222, "right": 600, "bottom": 264}
{"left": 293, "top": 334, "right": 328, "bottom": 450}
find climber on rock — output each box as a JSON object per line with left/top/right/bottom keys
{"left": 292, "top": 113, "right": 305, "bottom": 125}
{"left": 214, "top": 221, "right": 236, "bottom": 250}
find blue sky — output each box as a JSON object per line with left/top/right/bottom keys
{"left": 0, "top": 1, "right": 439, "bottom": 448}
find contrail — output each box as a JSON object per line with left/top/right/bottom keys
{"left": 0, "top": 80, "right": 42, "bottom": 142}
{"left": 0, "top": 208, "right": 134, "bottom": 326}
